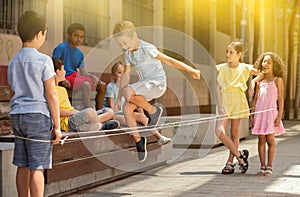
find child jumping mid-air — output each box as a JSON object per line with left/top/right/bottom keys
{"left": 251, "top": 52, "right": 286, "bottom": 175}
{"left": 113, "top": 21, "right": 201, "bottom": 162}
{"left": 103, "top": 61, "right": 171, "bottom": 147}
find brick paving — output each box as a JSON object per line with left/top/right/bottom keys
{"left": 67, "top": 120, "right": 300, "bottom": 197}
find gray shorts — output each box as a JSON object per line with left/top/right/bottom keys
{"left": 129, "top": 80, "right": 166, "bottom": 101}
{"left": 11, "top": 113, "right": 53, "bottom": 170}
{"left": 68, "top": 108, "right": 109, "bottom": 132}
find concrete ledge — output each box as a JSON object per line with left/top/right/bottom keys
{"left": 0, "top": 143, "right": 17, "bottom": 197}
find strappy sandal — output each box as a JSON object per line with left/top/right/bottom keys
{"left": 221, "top": 162, "right": 235, "bottom": 174}
{"left": 265, "top": 166, "right": 273, "bottom": 175}
{"left": 236, "top": 149, "right": 249, "bottom": 173}
{"left": 257, "top": 166, "right": 266, "bottom": 175}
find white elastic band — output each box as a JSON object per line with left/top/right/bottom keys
{"left": 13, "top": 108, "right": 274, "bottom": 144}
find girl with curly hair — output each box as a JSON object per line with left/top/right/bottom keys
{"left": 250, "top": 52, "right": 286, "bottom": 175}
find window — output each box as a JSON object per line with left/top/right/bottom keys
{"left": 0, "top": 0, "right": 47, "bottom": 34}
{"left": 122, "top": 0, "right": 154, "bottom": 27}
{"left": 63, "top": 0, "right": 110, "bottom": 47}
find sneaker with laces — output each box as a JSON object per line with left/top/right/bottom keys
{"left": 101, "top": 120, "right": 120, "bottom": 130}
{"left": 157, "top": 136, "right": 172, "bottom": 145}
{"left": 148, "top": 104, "right": 163, "bottom": 128}
{"left": 136, "top": 137, "right": 147, "bottom": 162}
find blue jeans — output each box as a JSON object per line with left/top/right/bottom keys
{"left": 11, "top": 113, "right": 53, "bottom": 170}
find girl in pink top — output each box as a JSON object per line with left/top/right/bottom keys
{"left": 251, "top": 52, "right": 286, "bottom": 175}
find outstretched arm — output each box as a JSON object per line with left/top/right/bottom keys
{"left": 156, "top": 52, "right": 201, "bottom": 80}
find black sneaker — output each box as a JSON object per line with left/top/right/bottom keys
{"left": 136, "top": 137, "right": 147, "bottom": 162}
{"left": 148, "top": 104, "right": 163, "bottom": 128}
{"left": 101, "top": 120, "right": 120, "bottom": 130}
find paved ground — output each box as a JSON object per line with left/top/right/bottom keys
{"left": 66, "top": 120, "right": 300, "bottom": 197}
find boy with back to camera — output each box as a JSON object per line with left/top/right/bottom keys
{"left": 8, "top": 11, "right": 61, "bottom": 196}
{"left": 52, "top": 23, "right": 106, "bottom": 110}
{"left": 113, "top": 21, "right": 201, "bottom": 162}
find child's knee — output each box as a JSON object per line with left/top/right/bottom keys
{"left": 106, "top": 108, "right": 114, "bottom": 118}
{"left": 215, "top": 126, "right": 225, "bottom": 138}
{"left": 82, "top": 81, "right": 92, "bottom": 89}
{"left": 86, "top": 108, "right": 98, "bottom": 121}
{"left": 96, "top": 80, "right": 106, "bottom": 92}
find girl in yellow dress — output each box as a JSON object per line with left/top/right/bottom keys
{"left": 215, "top": 41, "right": 260, "bottom": 174}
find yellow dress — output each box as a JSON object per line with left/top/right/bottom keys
{"left": 216, "top": 63, "right": 252, "bottom": 119}
{"left": 55, "top": 86, "right": 75, "bottom": 131}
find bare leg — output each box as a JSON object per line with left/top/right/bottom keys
{"left": 227, "top": 119, "right": 241, "bottom": 163}
{"left": 16, "top": 167, "right": 30, "bottom": 197}
{"left": 97, "top": 108, "right": 114, "bottom": 123}
{"left": 258, "top": 135, "right": 267, "bottom": 167}
{"left": 215, "top": 118, "right": 242, "bottom": 159}
{"left": 123, "top": 102, "right": 141, "bottom": 142}
{"left": 82, "top": 81, "right": 91, "bottom": 109}
{"left": 266, "top": 134, "right": 276, "bottom": 168}
{"left": 122, "top": 86, "right": 156, "bottom": 114}
{"left": 85, "top": 108, "right": 99, "bottom": 122}
{"left": 115, "top": 114, "right": 127, "bottom": 126}
{"left": 134, "top": 111, "right": 149, "bottom": 126}
{"left": 30, "top": 169, "right": 44, "bottom": 197}
{"left": 95, "top": 80, "right": 106, "bottom": 110}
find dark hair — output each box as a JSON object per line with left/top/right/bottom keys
{"left": 17, "top": 11, "right": 47, "bottom": 42}
{"left": 111, "top": 61, "right": 124, "bottom": 74}
{"left": 227, "top": 41, "right": 244, "bottom": 63}
{"left": 52, "top": 58, "right": 64, "bottom": 72}
{"left": 67, "top": 23, "right": 85, "bottom": 34}
{"left": 254, "top": 52, "right": 286, "bottom": 78}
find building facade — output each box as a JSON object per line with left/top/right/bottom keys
{"left": 0, "top": 0, "right": 296, "bottom": 115}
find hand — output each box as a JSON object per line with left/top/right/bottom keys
{"left": 91, "top": 75, "right": 99, "bottom": 87}
{"left": 61, "top": 80, "right": 71, "bottom": 89}
{"left": 249, "top": 115, "right": 254, "bottom": 128}
{"left": 217, "top": 106, "right": 226, "bottom": 116}
{"left": 248, "top": 80, "right": 255, "bottom": 97}
{"left": 191, "top": 69, "right": 201, "bottom": 80}
{"left": 52, "top": 128, "right": 62, "bottom": 144}
{"left": 274, "top": 116, "right": 281, "bottom": 127}
{"left": 114, "top": 101, "right": 121, "bottom": 112}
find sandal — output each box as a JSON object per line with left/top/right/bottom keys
{"left": 257, "top": 166, "right": 266, "bottom": 175}
{"left": 236, "top": 149, "right": 249, "bottom": 173}
{"left": 221, "top": 162, "right": 235, "bottom": 174}
{"left": 265, "top": 166, "right": 273, "bottom": 175}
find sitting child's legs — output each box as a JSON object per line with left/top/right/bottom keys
{"left": 96, "top": 107, "right": 114, "bottom": 122}
{"left": 95, "top": 80, "right": 106, "bottom": 110}
{"left": 66, "top": 73, "right": 96, "bottom": 109}
{"left": 82, "top": 81, "right": 92, "bottom": 108}
{"left": 68, "top": 108, "right": 101, "bottom": 132}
